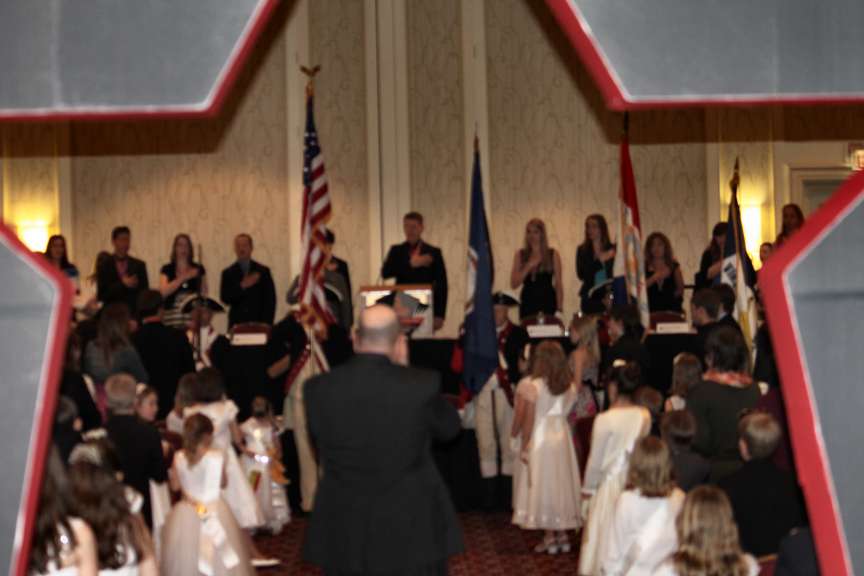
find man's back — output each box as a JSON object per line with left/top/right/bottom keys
{"left": 303, "top": 353, "right": 463, "bottom": 574}
{"left": 133, "top": 321, "right": 195, "bottom": 419}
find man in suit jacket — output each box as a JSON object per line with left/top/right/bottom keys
{"left": 132, "top": 290, "right": 196, "bottom": 420}
{"left": 97, "top": 226, "right": 149, "bottom": 313}
{"left": 220, "top": 233, "right": 277, "bottom": 327}
{"left": 381, "top": 212, "right": 448, "bottom": 331}
{"left": 303, "top": 305, "right": 463, "bottom": 575}
{"left": 103, "top": 373, "right": 167, "bottom": 529}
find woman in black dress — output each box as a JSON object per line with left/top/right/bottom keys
{"left": 644, "top": 232, "right": 685, "bottom": 313}
{"left": 159, "top": 233, "right": 207, "bottom": 329}
{"left": 509, "top": 218, "right": 563, "bottom": 321}
{"left": 576, "top": 214, "right": 615, "bottom": 314}
{"left": 694, "top": 222, "right": 727, "bottom": 291}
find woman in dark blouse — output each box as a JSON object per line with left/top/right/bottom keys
{"left": 644, "top": 232, "right": 685, "bottom": 313}
{"left": 694, "top": 222, "right": 727, "bottom": 291}
{"left": 510, "top": 218, "right": 563, "bottom": 320}
{"left": 159, "top": 233, "right": 207, "bottom": 329}
{"left": 576, "top": 214, "right": 615, "bottom": 314}
{"left": 688, "top": 325, "right": 760, "bottom": 481}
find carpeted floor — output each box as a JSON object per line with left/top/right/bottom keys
{"left": 255, "top": 512, "right": 581, "bottom": 575}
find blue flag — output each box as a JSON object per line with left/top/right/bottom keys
{"left": 462, "top": 145, "right": 498, "bottom": 394}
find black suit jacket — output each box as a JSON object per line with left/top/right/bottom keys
{"left": 105, "top": 414, "right": 167, "bottom": 528}
{"left": 720, "top": 459, "right": 804, "bottom": 556}
{"left": 132, "top": 321, "right": 195, "bottom": 420}
{"left": 303, "top": 354, "right": 463, "bottom": 573}
{"left": 220, "top": 260, "right": 277, "bottom": 327}
{"left": 381, "top": 241, "right": 448, "bottom": 320}
{"left": 331, "top": 256, "right": 352, "bottom": 302}
{"left": 97, "top": 255, "right": 149, "bottom": 313}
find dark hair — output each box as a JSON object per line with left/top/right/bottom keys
{"left": 195, "top": 367, "right": 225, "bottom": 403}
{"left": 644, "top": 232, "right": 676, "bottom": 270}
{"left": 780, "top": 203, "right": 805, "bottom": 237}
{"left": 30, "top": 448, "right": 76, "bottom": 574}
{"left": 64, "top": 330, "right": 82, "bottom": 371}
{"left": 176, "top": 373, "right": 199, "bottom": 407}
{"left": 135, "top": 289, "right": 163, "bottom": 318}
{"left": 705, "top": 325, "right": 750, "bottom": 373}
{"left": 709, "top": 222, "right": 728, "bottom": 260}
{"left": 251, "top": 396, "right": 272, "bottom": 418}
{"left": 581, "top": 214, "right": 612, "bottom": 255}
{"left": 609, "top": 361, "right": 642, "bottom": 397}
{"left": 96, "top": 302, "right": 132, "bottom": 366}
{"left": 68, "top": 455, "right": 147, "bottom": 568}
{"left": 111, "top": 226, "right": 130, "bottom": 241}
{"left": 89, "top": 251, "right": 112, "bottom": 283}
{"left": 55, "top": 395, "right": 79, "bottom": 428}
{"left": 713, "top": 284, "right": 736, "bottom": 315}
{"left": 672, "top": 353, "right": 702, "bottom": 398}
{"left": 691, "top": 289, "right": 721, "bottom": 320}
{"left": 610, "top": 304, "right": 644, "bottom": 340}
{"left": 44, "top": 235, "right": 72, "bottom": 269}
{"left": 661, "top": 410, "right": 698, "bottom": 448}
{"left": 530, "top": 341, "right": 572, "bottom": 396}
{"left": 404, "top": 211, "right": 424, "bottom": 225}
{"left": 634, "top": 386, "right": 663, "bottom": 421}
{"left": 235, "top": 233, "right": 254, "bottom": 248}
{"left": 324, "top": 228, "right": 335, "bottom": 245}
{"left": 170, "top": 233, "right": 195, "bottom": 264}
{"left": 183, "top": 413, "right": 215, "bottom": 466}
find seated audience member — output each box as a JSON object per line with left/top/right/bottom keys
{"left": 690, "top": 288, "right": 722, "bottom": 362}
{"left": 103, "top": 373, "right": 167, "bottom": 529}
{"left": 509, "top": 218, "right": 563, "bottom": 320}
{"left": 61, "top": 332, "right": 101, "bottom": 431}
{"left": 664, "top": 352, "right": 702, "bottom": 412}
{"left": 713, "top": 284, "right": 743, "bottom": 336}
{"left": 661, "top": 410, "right": 710, "bottom": 492}
{"left": 68, "top": 440, "right": 158, "bottom": 576}
{"left": 720, "top": 412, "right": 804, "bottom": 556}
{"left": 688, "top": 326, "right": 760, "bottom": 481}
{"left": 159, "top": 233, "right": 207, "bottom": 329}
{"left": 601, "top": 304, "right": 650, "bottom": 379}
{"left": 30, "top": 448, "right": 98, "bottom": 576}
{"left": 644, "top": 232, "right": 685, "bottom": 313}
{"left": 53, "top": 396, "right": 84, "bottom": 465}
{"left": 774, "top": 527, "right": 819, "bottom": 576}
{"left": 132, "top": 290, "right": 195, "bottom": 420}
{"left": 83, "top": 302, "right": 149, "bottom": 392}
{"left": 694, "top": 222, "right": 727, "bottom": 291}
{"left": 653, "top": 485, "right": 759, "bottom": 576}
{"left": 634, "top": 386, "right": 663, "bottom": 437}
{"left": 135, "top": 385, "right": 159, "bottom": 424}
{"left": 602, "top": 437, "right": 685, "bottom": 575}
{"left": 579, "top": 362, "right": 651, "bottom": 575}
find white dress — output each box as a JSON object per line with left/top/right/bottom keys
{"left": 160, "top": 450, "right": 254, "bottom": 576}
{"left": 600, "top": 488, "right": 685, "bottom": 576}
{"left": 239, "top": 418, "right": 290, "bottom": 533}
{"left": 184, "top": 401, "right": 265, "bottom": 529}
{"left": 578, "top": 405, "right": 651, "bottom": 576}
{"left": 651, "top": 554, "right": 760, "bottom": 576}
{"left": 32, "top": 519, "right": 88, "bottom": 576}
{"left": 511, "top": 377, "right": 583, "bottom": 530}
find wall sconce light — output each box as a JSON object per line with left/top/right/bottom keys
{"left": 740, "top": 205, "right": 763, "bottom": 267}
{"left": 17, "top": 221, "right": 49, "bottom": 252}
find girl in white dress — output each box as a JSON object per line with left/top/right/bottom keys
{"left": 511, "top": 341, "right": 583, "bottom": 554}
{"left": 651, "top": 486, "right": 759, "bottom": 576}
{"left": 579, "top": 361, "right": 651, "bottom": 576}
{"left": 161, "top": 414, "right": 255, "bottom": 576}
{"left": 167, "top": 373, "right": 197, "bottom": 435}
{"left": 240, "top": 397, "right": 290, "bottom": 534}
{"left": 601, "top": 437, "right": 685, "bottom": 575}
{"left": 30, "top": 449, "right": 99, "bottom": 576}
{"left": 184, "top": 368, "right": 265, "bottom": 530}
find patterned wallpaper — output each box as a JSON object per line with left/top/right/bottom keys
{"left": 407, "top": 0, "right": 466, "bottom": 334}
{"left": 70, "top": 26, "right": 290, "bottom": 319}
{"left": 310, "top": 0, "right": 369, "bottom": 295}
{"left": 486, "top": 0, "right": 707, "bottom": 318}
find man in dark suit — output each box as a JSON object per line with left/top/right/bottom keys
{"left": 381, "top": 212, "right": 448, "bottom": 331}
{"left": 103, "top": 373, "right": 167, "bottom": 529}
{"left": 220, "top": 233, "right": 277, "bottom": 327}
{"left": 713, "top": 283, "right": 745, "bottom": 336}
{"left": 303, "top": 305, "right": 463, "bottom": 575}
{"left": 132, "top": 290, "right": 196, "bottom": 420}
{"left": 97, "top": 226, "right": 149, "bottom": 313}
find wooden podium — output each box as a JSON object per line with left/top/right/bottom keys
{"left": 358, "top": 284, "right": 434, "bottom": 338}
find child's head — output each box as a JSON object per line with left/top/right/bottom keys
{"left": 633, "top": 386, "right": 663, "bottom": 423}
{"left": 674, "top": 486, "right": 748, "bottom": 574}
{"left": 738, "top": 411, "right": 781, "bottom": 462}
{"left": 661, "top": 410, "right": 698, "bottom": 450}
{"left": 608, "top": 361, "right": 641, "bottom": 404}
{"left": 529, "top": 341, "right": 572, "bottom": 397}
{"left": 626, "top": 436, "right": 675, "bottom": 497}
{"left": 195, "top": 368, "right": 225, "bottom": 404}
{"left": 671, "top": 353, "right": 702, "bottom": 398}
{"left": 135, "top": 385, "right": 158, "bottom": 422}
{"left": 251, "top": 396, "right": 273, "bottom": 419}
{"left": 183, "top": 413, "right": 214, "bottom": 461}
{"left": 175, "top": 372, "right": 199, "bottom": 413}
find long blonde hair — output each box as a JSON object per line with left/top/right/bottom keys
{"left": 570, "top": 315, "right": 600, "bottom": 366}
{"left": 520, "top": 218, "right": 553, "bottom": 272}
{"left": 673, "top": 486, "right": 752, "bottom": 576}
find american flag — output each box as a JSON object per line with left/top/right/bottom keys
{"left": 297, "top": 94, "right": 334, "bottom": 338}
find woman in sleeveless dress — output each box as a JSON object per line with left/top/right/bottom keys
{"left": 511, "top": 341, "right": 582, "bottom": 554}
{"left": 184, "top": 369, "right": 265, "bottom": 530}
{"left": 579, "top": 362, "right": 651, "bottom": 576}
{"left": 510, "top": 219, "right": 563, "bottom": 321}
{"left": 161, "top": 414, "right": 254, "bottom": 576}
{"left": 576, "top": 214, "right": 615, "bottom": 315}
